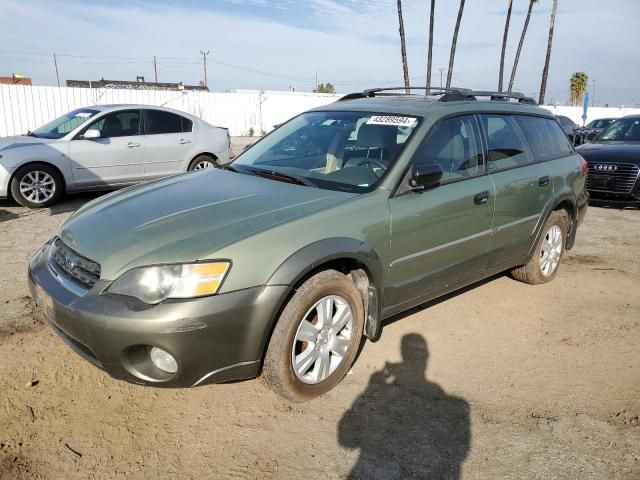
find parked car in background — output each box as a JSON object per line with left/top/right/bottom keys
{"left": 583, "top": 117, "right": 616, "bottom": 143}
{"left": 29, "top": 88, "right": 588, "bottom": 401}
{"left": 555, "top": 115, "right": 582, "bottom": 145}
{"left": 0, "top": 105, "right": 232, "bottom": 208}
{"left": 577, "top": 115, "right": 640, "bottom": 205}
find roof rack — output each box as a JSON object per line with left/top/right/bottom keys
{"left": 338, "top": 87, "right": 537, "bottom": 105}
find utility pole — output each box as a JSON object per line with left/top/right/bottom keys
{"left": 153, "top": 56, "right": 158, "bottom": 83}
{"left": 438, "top": 67, "right": 445, "bottom": 89}
{"left": 53, "top": 53, "right": 60, "bottom": 87}
{"left": 315, "top": 70, "right": 318, "bottom": 93}
{"left": 200, "top": 50, "right": 209, "bottom": 88}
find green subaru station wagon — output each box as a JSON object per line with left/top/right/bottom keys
{"left": 29, "top": 88, "right": 588, "bottom": 401}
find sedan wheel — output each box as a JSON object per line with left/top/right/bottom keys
{"left": 194, "top": 160, "right": 215, "bottom": 170}
{"left": 188, "top": 155, "right": 218, "bottom": 171}
{"left": 10, "top": 164, "right": 63, "bottom": 208}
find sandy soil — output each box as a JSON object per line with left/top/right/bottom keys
{"left": 0, "top": 159, "right": 638, "bottom": 479}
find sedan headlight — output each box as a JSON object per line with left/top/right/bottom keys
{"left": 107, "top": 262, "right": 230, "bottom": 304}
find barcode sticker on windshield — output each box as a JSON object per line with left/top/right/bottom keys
{"left": 75, "top": 112, "right": 92, "bottom": 118}
{"left": 367, "top": 116, "right": 417, "bottom": 127}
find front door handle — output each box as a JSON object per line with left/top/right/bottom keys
{"left": 538, "top": 176, "right": 550, "bottom": 187}
{"left": 126, "top": 142, "right": 141, "bottom": 148}
{"left": 179, "top": 139, "right": 192, "bottom": 145}
{"left": 473, "top": 191, "right": 490, "bottom": 205}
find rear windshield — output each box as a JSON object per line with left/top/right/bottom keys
{"left": 233, "top": 111, "right": 420, "bottom": 193}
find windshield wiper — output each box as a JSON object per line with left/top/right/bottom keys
{"left": 245, "top": 167, "right": 315, "bottom": 187}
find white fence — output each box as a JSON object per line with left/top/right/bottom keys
{"left": 1, "top": 84, "right": 639, "bottom": 138}
{"left": 0, "top": 85, "right": 340, "bottom": 137}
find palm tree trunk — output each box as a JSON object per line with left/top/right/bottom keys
{"left": 508, "top": 0, "right": 536, "bottom": 92}
{"left": 498, "top": 0, "right": 513, "bottom": 92}
{"left": 426, "top": 0, "right": 436, "bottom": 92}
{"left": 446, "top": 0, "right": 466, "bottom": 89}
{"left": 397, "top": 0, "right": 410, "bottom": 93}
{"left": 538, "top": 0, "right": 558, "bottom": 105}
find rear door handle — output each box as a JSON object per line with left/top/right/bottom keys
{"left": 179, "top": 139, "right": 192, "bottom": 145}
{"left": 126, "top": 142, "right": 141, "bottom": 148}
{"left": 538, "top": 176, "right": 550, "bottom": 187}
{"left": 473, "top": 191, "right": 489, "bottom": 205}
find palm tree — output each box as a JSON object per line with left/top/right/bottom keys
{"left": 538, "top": 0, "right": 558, "bottom": 105}
{"left": 508, "top": 0, "right": 538, "bottom": 93}
{"left": 397, "top": 0, "right": 410, "bottom": 93}
{"left": 569, "top": 72, "right": 589, "bottom": 106}
{"left": 446, "top": 0, "right": 466, "bottom": 89}
{"left": 498, "top": 0, "right": 513, "bottom": 92}
{"left": 426, "top": 0, "right": 436, "bottom": 92}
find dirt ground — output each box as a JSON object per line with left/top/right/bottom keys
{"left": 0, "top": 152, "right": 639, "bottom": 479}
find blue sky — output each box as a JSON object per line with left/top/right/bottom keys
{"left": 0, "top": 0, "right": 638, "bottom": 105}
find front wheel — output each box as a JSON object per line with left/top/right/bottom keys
{"left": 10, "top": 164, "right": 63, "bottom": 208}
{"left": 262, "top": 270, "right": 364, "bottom": 402}
{"left": 511, "top": 210, "right": 569, "bottom": 284}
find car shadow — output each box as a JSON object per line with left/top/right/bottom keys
{"left": 0, "top": 191, "right": 104, "bottom": 223}
{"left": 338, "top": 333, "right": 470, "bottom": 479}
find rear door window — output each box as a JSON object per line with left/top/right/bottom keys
{"left": 144, "top": 110, "right": 191, "bottom": 135}
{"left": 479, "top": 114, "right": 531, "bottom": 171}
{"left": 515, "top": 115, "right": 573, "bottom": 160}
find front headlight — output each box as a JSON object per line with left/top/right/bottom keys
{"left": 107, "top": 262, "right": 230, "bottom": 304}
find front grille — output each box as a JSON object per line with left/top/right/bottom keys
{"left": 586, "top": 163, "right": 639, "bottom": 193}
{"left": 49, "top": 238, "right": 101, "bottom": 290}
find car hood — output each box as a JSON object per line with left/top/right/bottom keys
{"left": 59, "top": 168, "right": 358, "bottom": 280}
{"left": 0, "top": 135, "right": 58, "bottom": 153}
{"left": 577, "top": 142, "right": 640, "bottom": 165}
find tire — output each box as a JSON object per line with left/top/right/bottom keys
{"left": 188, "top": 155, "right": 217, "bottom": 171}
{"left": 10, "top": 163, "right": 63, "bottom": 208}
{"left": 511, "top": 210, "right": 569, "bottom": 285}
{"left": 262, "top": 269, "right": 365, "bottom": 402}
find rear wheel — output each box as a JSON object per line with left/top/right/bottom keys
{"left": 188, "top": 155, "right": 217, "bottom": 171}
{"left": 10, "top": 163, "right": 63, "bottom": 208}
{"left": 511, "top": 210, "right": 569, "bottom": 284}
{"left": 262, "top": 270, "right": 364, "bottom": 402}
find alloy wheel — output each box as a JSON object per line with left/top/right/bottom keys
{"left": 19, "top": 171, "right": 56, "bottom": 204}
{"left": 291, "top": 295, "right": 353, "bottom": 384}
{"left": 539, "top": 224, "right": 563, "bottom": 277}
{"left": 194, "top": 160, "right": 215, "bottom": 170}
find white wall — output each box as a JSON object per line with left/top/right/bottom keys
{"left": 0, "top": 85, "right": 341, "bottom": 137}
{"left": 1, "top": 84, "right": 639, "bottom": 138}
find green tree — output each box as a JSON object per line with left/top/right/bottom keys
{"left": 569, "top": 72, "right": 589, "bottom": 106}
{"left": 508, "top": 0, "right": 538, "bottom": 92}
{"left": 314, "top": 83, "right": 336, "bottom": 94}
{"left": 498, "top": 0, "right": 513, "bottom": 92}
{"left": 397, "top": 0, "right": 410, "bottom": 93}
{"left": 539, "top": 0, "right": 558, "bottom": 104}
{"left": 425, "top": 0, "right": 436, "bottom": 92}
{"left": 446, "top": 0, "right": 466, "bottom": 89}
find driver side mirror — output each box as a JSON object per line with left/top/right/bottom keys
{"left": 83, "top": 129, "right": 101, "bottom": 140}
{"left": 409, "top": 163, "right": 443, "bottom": 190}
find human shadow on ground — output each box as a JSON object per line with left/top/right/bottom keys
{"left": 338, "top": 334, "right": 470, "bottom": 480}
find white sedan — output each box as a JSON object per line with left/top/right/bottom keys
{"left": 0, "top": 105, "right": 232, "bottom": 208}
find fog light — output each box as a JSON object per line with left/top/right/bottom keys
{"left": 149, "top": 347, "right": 178, "bottom": 374}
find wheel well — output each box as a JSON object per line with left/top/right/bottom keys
{"left": 9, "top": 161, "right": 67, "bottom": 199}
{"left": 554, "top": 200, "right": 575, "bottom": 220}
{"left": 191, "top": 152, "right": 218, "bottom": 163}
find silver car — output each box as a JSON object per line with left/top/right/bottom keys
{"left": 0, "top": 105, "right": 232, "bottom": 208}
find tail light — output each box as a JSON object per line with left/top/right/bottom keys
{"left": 577, "top": 154, "right": 589, "bottom": 175}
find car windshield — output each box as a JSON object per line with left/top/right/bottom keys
{"left": 598, "top": 118, "right": 640, "bottom": 142}
{"left": 232, "top": 111, "right": 420, "bottom": 193}
{"left": 30, "top": 108, "right": 99, "bottom": 139}
{"left": 587, "top": 119, "right": 614, "bottom": 129}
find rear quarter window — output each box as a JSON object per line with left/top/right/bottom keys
{"left": 515, "top": 116, "right": 573, "bottom": 161}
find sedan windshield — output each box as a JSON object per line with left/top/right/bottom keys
{"left": 587, "top": 119, "right": 614, "bottom": 129}
{"left": 598, "top": 118, "right": 640, "bottom": 142}
{"left": 233, "top": 111, "right": 420, "bottom": 193}
{"left": 31, "top": 108, "right": 99, "bottom": 139}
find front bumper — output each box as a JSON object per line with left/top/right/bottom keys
{"left": 28, "top": 243, "right": 291, "bottom": 387}
{"left": 0, "top": 164, "right": 11, "bottom": 199}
